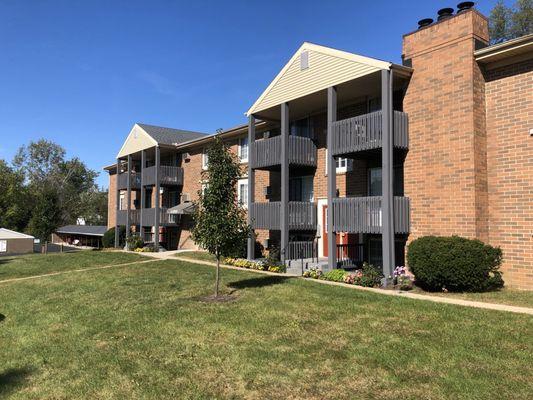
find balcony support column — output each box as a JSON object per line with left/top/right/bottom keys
{"left": 154, "top": 146, "right": 160, "bottom": 252}
{"left": 247, "top": 115, "right": 256, "bottom": 260}
{"left": 126, "top": 155, "right": 132, "bottom": 245}
{"left": 327, "top": 86, "right": 337, "bottom": 271}
{"left": 381, "top": 69, "right": 395, "bottom": 284}
{"left": 140, "top": 150, "right": 146, "bottom": 238}
{"left": 115, "top": 159, "right": 120, "bottom": 248}
{"left": 280, "top": 102, "right": 289, "bottom": 262}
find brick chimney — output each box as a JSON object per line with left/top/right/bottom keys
{"left": 402, "top": 9, "right": 490, "bottom": 242}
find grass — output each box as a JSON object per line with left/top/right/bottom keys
{"left": 177, "top": 251, "right": 216, "bottom": 262}
{"left": 177, "top": 252, "right": 533, "bottom": 308}
{"left": 411, "top": 287, "right": 533, "bottom": 309}
{"left": 0, "top": 250, "right": 147, "bottom": 281}
{"left": 0, "top": 253, "right": 532, "bottom": 399}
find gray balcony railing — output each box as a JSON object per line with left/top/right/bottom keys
{"left": 332, "top": 196, "right": 410, "bottom": 234}
{"left": 117, "top": 172, "right": 141, "bottom": 190}
{"left": 117, "top": 207, "right": 178, "bottom": 227}
{"left": 143, "top": 166, "right": 184, "bottom": 186}
{"left": 250, "top": 201, "right": 317, "bottom": 231}
{"left": 331, "top": 110, "right": 409, "bottom": 156}
{"left": 251, "top": 135, "right": 317, "bottom": 169}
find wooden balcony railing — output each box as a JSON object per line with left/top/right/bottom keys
{"left": 117, "top": 172, "right": 141, "bottom": 190}
{"left": 251, "top": 136, "right": 317, "bottom": 169}
{"left": 332, "top": 196, "right": 410, "bottom": 234}
{"left": 116, "top": 207, "right": 179, "bottom": 227}
{"left": 143, "top": 166, "right": 184, "bottom": 186}
{"left": 331, "top": 110, "right": 409, "bottom": 156}
{"left": 250, "top": 201, "right": 317, "bottom": 231}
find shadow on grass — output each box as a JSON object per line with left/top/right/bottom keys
{"left": 228, "top": 276, "right": 291, "bottom": 290}
{"left": 0, "top": 258, "right": 15, "bottom": 265}
{"left": 0, "top": 367, "right": 34, "bottom": 396}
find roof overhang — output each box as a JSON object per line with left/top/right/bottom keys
{"left": 475, "top": 33, "right": 533, "bottom": 68}
{"left": 246, "top": 42, "right": 410, "bottom": 117}
{"left": 167, "top": 202, "right": 196, "bottom": 215}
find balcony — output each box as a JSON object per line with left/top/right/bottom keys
{"left": 250, "top": 201, "right": 317, "bottom": 231}
{"left": 143, "top": 166, "right": 184, "bottom": 186}
{"left": 116, "top": 207, "right": 179, "bottom": 227}
{"left": 250, "top": 135, "right": 317, "bottom": 170}
{"left": 117, "top": 172, "right": 141, "bottom": 190}
{"left": 332, "top": 196, "right": 410, "bottom": 234}
{"left": 330, "top": 110, "right": 409, "bottom": 157}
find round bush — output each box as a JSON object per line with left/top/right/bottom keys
{"left": 102, "top": 226, "right": 126, "bottom": 248}
{"left": 407, "top": 236, "right": 504, "bottom": 292}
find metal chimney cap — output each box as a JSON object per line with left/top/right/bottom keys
{"left": 457, "top": 2, "right": 475, "bottom": 13}
{"left": 437, "top": 7, "right": 454, "bottom": 20}
{"left": 418, "top": 18, "right": 434, "bottom": 28}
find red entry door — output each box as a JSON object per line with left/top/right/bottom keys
{"left": 322, "top": 205, "right": 341, "bottom": 257}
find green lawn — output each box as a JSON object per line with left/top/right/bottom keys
{"left": 0, "top": 251, "right": 147, "bottom": 281}
{"left": 177, "top": 252, "right": 533, "bottom": 309}
{"left": 176, "top": 250, "right": 216, "bottom": 262}
{"left": 411, "top": 287, "right": 533, "bottom": 308}
{"left": 0, "top": 253, "right": 532, "bottom": 399}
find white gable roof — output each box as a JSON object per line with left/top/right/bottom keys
{"left": 117, "top": 124, "right": 158, "bottom": 158}
{"left": 246, "top": 42, "right": 392, "bottom": 116}
{"left": 0, "top": 228, "right": 35, "bottom": 240}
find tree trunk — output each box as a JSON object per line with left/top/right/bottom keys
{"left": 215, "top": 254, "right": 220, "bottom": 297}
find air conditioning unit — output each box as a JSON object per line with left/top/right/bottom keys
{"left": 181, "top": 193, "right": 191, "bottom": 203}
{"left": 262, "top": 239, "right": 270, "bottom": 249}
{"left": 263, "top": 186, "right": 272, "bottom": 197}
{"left": 181, "top": 152, "right": 190, "bottom": 162}
{"left": 263, "top": 131, "right": 270, "bottom": 139}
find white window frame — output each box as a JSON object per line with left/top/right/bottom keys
{"left": 0, "top": 240, "right": 6, "bottom": 253}
{"left": 238, "top": 137, "right": 249, "bottom": 163}
{"left": 237, "top": 178, "right": 248, "bottom": 208}
{"left": 202, "top": 149, "right": 208, "bottom": 170}
{"left": 325, "top": 149, "right": 353, "bottom": 175}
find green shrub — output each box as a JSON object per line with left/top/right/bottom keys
{"left": 407, "top": 236, "right": 504, "bottom": 292}
{"left": 102, "top": 227, "right": 126, "bottom": 248}
{"left": 359, "top": 263, "right": 383, "bottom": 287}
{"left": 321, "top": 269, "right": 347, "bottom": 282}
{"left": 126, "top": 234, "right": 144, "bottom": 250}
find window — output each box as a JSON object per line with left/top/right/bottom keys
{"left": 119, "top": 193, "right": 126, "bottom": 210}
{"left": 201, "top": 183, "right": 208, "bottom": 196}
{"left": 368, "top": 166, "right": 404, "bottom": 197}
{"left": 202, "top": 150, "right": 208, "bottom": 170}
{"left": 368, "top": 238, "right": 383, "bottom": 269}
{"left": 0, "top": 240, "right": 6, "bottom": 253}
{"left": 238, "top": 137, "right": 249, "bottom": 163}
{"left": 289, "top": 176, "right": 314, "bottom": 202}
{"left": 290, "top": 117, "right": 312, "bottom": 138}
{"left": 237, "top": 178, "right": 248, "bottom": 208}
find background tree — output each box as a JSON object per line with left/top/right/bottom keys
{"left": 0, "top": 160, "right": 31, "bottom": 231}
{"left": 489, "top": 0, "right": 532, "bottom": 43}
{"left": 192, "top": 137, "right": 251, "bottom": 297}
{"left": 489, "top": 0, "right": 510, "bottom": 43}
{"left": 27, "top": 186, "right": 62, "bottom": 241}
{"left": 511, "top": 0, "right": 533, "bottom": 38}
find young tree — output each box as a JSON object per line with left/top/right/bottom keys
{"left": 192, "top": 137, "right": 251, "bottom": 297}
{"left": 489, "top": 0, "right": 532, "bottom": 43}
{"left": 27, "top": 186, "right": 62, "bottom": 241}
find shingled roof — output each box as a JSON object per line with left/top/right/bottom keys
{"left": 136, "top": 123, "right": 207, "bottom": 146}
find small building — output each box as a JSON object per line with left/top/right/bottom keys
{"left": 0, "top": 228, "right": 35, "bottom": 255}
{"left": 52, "top": 225, "right": 107, "bottom": 248}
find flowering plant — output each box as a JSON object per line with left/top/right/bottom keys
{"left": 393, "top": 265, "right": 413, "bottom": 290}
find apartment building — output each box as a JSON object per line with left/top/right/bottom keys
{"left": 107, "top": 6, "right": 532, "bottom": 289}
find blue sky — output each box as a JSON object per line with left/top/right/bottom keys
{"left": 0, "top": 0, "right": 502, "bottom": 188}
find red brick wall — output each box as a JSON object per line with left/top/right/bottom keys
{"left": 402, "top": 11, "right": 489, "bottom": 241}
{"left": 485, "top": 59, "right": 533, "bottom": 289}
{"left": 107, "top": 172, "right": 116, "bottom": 229}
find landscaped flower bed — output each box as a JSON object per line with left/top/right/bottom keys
{"left": 223, "top": 258, "right": 286, "bottom": 273}
{"left": 303, "top": 263, "right": 383, "bottom": 288}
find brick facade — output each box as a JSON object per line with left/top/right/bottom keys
{"left": 485, "top": 59, "right": 533, "bottom": 289}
